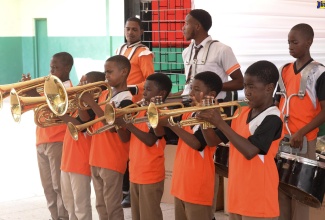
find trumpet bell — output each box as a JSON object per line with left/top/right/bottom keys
{"left": 147, "top": 102, "right": 159, "bottom": 128}
{"left": 44, "top": 75, "right": 68, "bottom": 116}
{"left": 105, "top": 104, "right": 116, "bottom": 125}
{"left": 10, "top": 89, "right": 46, "bottom": 122}
{"left": 67, "top": 122, "right": 79, "bottom": 141}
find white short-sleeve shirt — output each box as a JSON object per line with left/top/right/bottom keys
{"left": 182, "top": 36, "right": 240, "bottom": 99}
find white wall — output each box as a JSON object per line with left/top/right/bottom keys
{"left": 0, "top": 0, "right": 119, "bottom": 37}
{"left": 194, "top": 0, "right": 325, "bottom": 72}
{"left": 19, "top": 0, "right": 108, "bottom": 36}
{"left": 0, "top": 0, "right": 21, "bottom": 36}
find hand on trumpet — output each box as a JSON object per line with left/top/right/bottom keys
{"left": 195, "top": 97, "right": 222, "bottom": 127}
{"left": 21, "top": 73, "right": 31, "bottom": 82}
{"left": 78, "top": 75, "right": 88, "bottom": 86}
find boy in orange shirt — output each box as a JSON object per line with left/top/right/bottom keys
{"left": 116, "top": 17, "right": 155, "bottom": 207}
{"left": 197, "top": 61, "right": 284, "bottom": 220}
{"left": 155, "top": 71, "right": 227, "bottom": 220}
{"left": 59, "top": 71, "right": 105, "bottom": 220}
{"left": 21, "top": 52, "right": 73, "bottom": 220}
{"left": 80, "top": 55, "right": 133, "bottom": 220}
{"left": 114, "top": 73, "right": 172, "bottom": 220}
{"left": 275, "top": 23, "right": 325, "bottom": 220}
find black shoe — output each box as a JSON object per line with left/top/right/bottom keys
{"left": 121, "top": 193, "right": 131, "bottom": 208}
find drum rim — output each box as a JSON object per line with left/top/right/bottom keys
{"left": 278, "top": 152, "right": 325, "bottom": 169}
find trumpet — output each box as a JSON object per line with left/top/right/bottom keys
{"left": 68, "top": 97, "right": 184, "bottom": 140}
{"left": 34, "top": 81, "right": 111, "bottom": 128}
{"left": 10, "top": 75, "right": 68, "bottom": 122}
{"left": 67, "top": 103, "right": 138, "bottom": 140}
{"left": 147, "top": 100, "right": 242, "bottom": 129}
{"left": 105, "top": 96, "right": 185, "bottom": 125}
{"left": 65, "top": 81, "right": 112, "bottom": 111}
{"left": 0, "top": 76, "right": 47, "bottom": 110}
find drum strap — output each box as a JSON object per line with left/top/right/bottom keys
{"left": 116, "top": 42, "right": 147, "bottom": 60}
{"left": 278, "top": 61, "right": 320, "bottom": 133}
{"left": 278, "top": 61, "right": 320, "bottom": 99}
{"left": 184, "top": 40, "right": 219, "bottom": 85}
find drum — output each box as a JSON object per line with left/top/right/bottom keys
{"left": 316, "top": 135, "right": 325, "bottom": 155}
{"left": 317, "top": 153, "right": 325, "bottom": 163}
{"left": 214, "top": 143, "right": 229, "bottom": 178}
{"left": 276, "top": 152, "right": 325, "bottom": 208}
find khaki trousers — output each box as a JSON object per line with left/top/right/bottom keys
{"left": 91, "top": 166, "right": 124, "bottom": 220}
{"left": 174, "top": 197, "right": 212, "bottom": 220}
{"left": 61, "top": 171, "right": 92, "bottom": 220}
{"left": 211, "top": 173, "right": 219, "bottom": 219}
{"left": 130, "top": 180, "right": 164, "bottom": 220}
{"left": 229, "top": 213, "right": 278, "bottom": 220}
{"left": 278, "top": 139, "right": 316, "bottom": 220}
{"left": 37, "top": 142, "right": 68, "bottom": 220}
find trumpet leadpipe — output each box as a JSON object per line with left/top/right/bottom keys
{"left": 147, "top": 101, "right": 243, "bottom": 128}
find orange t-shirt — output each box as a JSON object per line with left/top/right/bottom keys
{"left": 61, "top": 130, "right": 92, "bottom": 176}
{"left": 278, "top": 62, "right": 323, "bottom": 140}
{"left": 228, "top": 106, "right": 282, "bottom": 217}
{"left": 89, "top": 90, "right": 132, "bottom": 174}
{"left": 120, "top": 43, "right": 154, "bottom": 102}
{"left": 171, "top": 112, "right": 216, "bottom": 206}
{"left": 129, "top": 110, "right": 166, "bottom": 184}
{"left": 36, "top": 80, "right": 72, "bottom": 146}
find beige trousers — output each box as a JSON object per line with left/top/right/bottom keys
{"left": 91, "top": 166, "right": 124, "bottom": 220}
{"left": 37, "top": 142, "right": 68, "bottom": 220}
{"left": 174, "top": 197, "right": 212, "bottom": 220}
{"left": 130, "top": 180, "right": 164, "bottom": 220}
{"left": 278, "top": 139, "right": 317, "bottom": 220}
{"left": 61, "top": 171, "right": 92, "bottom": 220}
{"left": 211, "top": 172, "right": 219, "bottom": 219}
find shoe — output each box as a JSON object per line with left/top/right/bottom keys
{"left": 121, "top": 193, "right": 131, "bottom": 208}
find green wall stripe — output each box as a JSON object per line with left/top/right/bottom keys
{"left": 0, "top": 37, "right": 23, "bottom": 84}
{"left": 0, "top": 36, "right": 124, "bottom": 85}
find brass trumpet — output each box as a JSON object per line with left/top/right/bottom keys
{"left": 147, "top": 100, "right": 242, "bottom": 129}
{"left": 0, "top": 76, "right": 47, "bottom": 110}
{"left": 65, "top": 81, "right": 112, "bottom": 111}
{"left": 67, "top": 103, "right": 139, "bottom": 140}
{"left": 10, "top": 75, "right": 68, "bottom": 122}
{"left": 34, "top": 81, "right": 111, "bottom": 128}
{"left": 68, "top": 97, "right": 184, "bottom": 140}
{"left": 105, "top": 96, "right": 185, "bottom": 125}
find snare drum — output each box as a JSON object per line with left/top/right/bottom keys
{"left": 276, "top": 152, "right": 325, "bottom": 208}
{"left": 214, "top": 143, "right": 229, "bottom": 178}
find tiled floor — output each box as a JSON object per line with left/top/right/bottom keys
{"left": 0, "top": 100, "right": 229, "bottom": 220}
{"left": 0, "top": 195, "right": 229, "bottom": 220}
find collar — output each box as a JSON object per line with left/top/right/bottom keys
{"left": 193, "top": 35, "right": 212, "bottom": 48}
{"left": 127, "top": 41, "right": 142, "bottom": 48}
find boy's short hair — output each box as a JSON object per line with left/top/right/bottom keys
{"left": 86, "top": 71, "right": 105, "bottom": 83}
{"left": 245, "top": 60, "right": 279, "bottom": 86}
{"left": 53, "top": 52, "right": 74, "bottom": 68}
{"left": 146, "top": 72, "right": 172, "bottom": 99}
{"left": 106, "top": 55, "right": 131, "bottom": 77}
{"left": 194, "top": 71, "right": 222, "bottom": 95}
{"left": 291, "top": 23, "right": 314, "bottom": 40}
{"left": 189, "top": 9, "right": 212, "bottom": 32}
{"left": 126, "top": 17, "right": 143, "bottom": 30}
